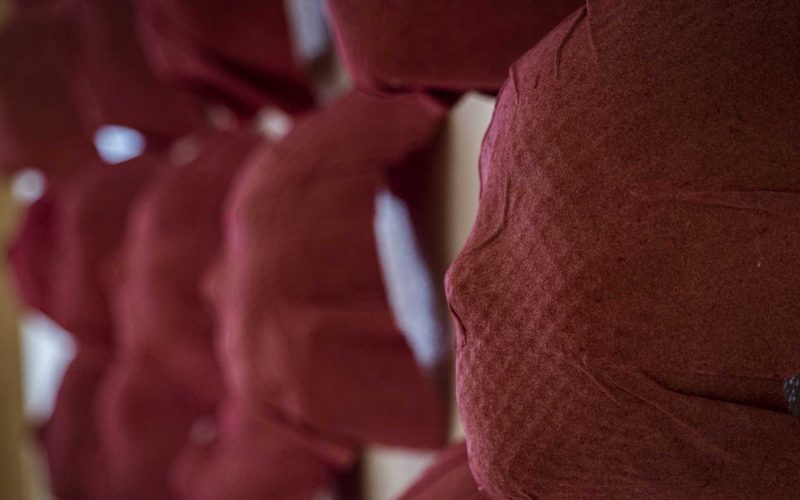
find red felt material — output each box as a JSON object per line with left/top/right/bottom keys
{"left": 70, "top": 0, "right": 204, "bottom": 143}
{"left": 9, "top": 154, "right": 160, "bottom": 500}
{"left": 0, "top": 4, "right": 88, "bottom": 173}
{"left": 326, "top": 0, "right": 582, "bottom": 93}
{"left": 399, "top": 442, "right": 486, "bottom": 500}
{"left": 217, "top": 89, "right": 448, "bottom": 449}
{"left": 95, "top": 131, "right": 261, "bottom": 499}
{"left": 172, "top": 400, "right": 337, "bottom": 500}
{"left": 446, "top": 1, "right": 800, "bottom": 498}
{"left": 134, "top": 0, "right": 315, "bottom": 117}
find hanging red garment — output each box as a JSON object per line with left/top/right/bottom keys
{"left": 326, "top": 0, "right": 582, "bottom": 93}
{"left": 8, "top": 155, "right": 160, "bottom": 500}
{"left": 445, "top": 1, "right": 800, "bottom": 497}
{"left": 399, "top": 442, "right": 486, "bottom": 500}
{"left": 70, "top": 0, "right": 204, "bottom": 145}
{"left": 0, "top": 3, "right": 87, "bottom": 173}
{"left": 216, "top": 89, "right": 448, "bottom": 450}
{"left": 134, "top": 0, "right": 316, "bottom": 117}
{"left": 94, "top": 131, "right": 261, "bottom": 500}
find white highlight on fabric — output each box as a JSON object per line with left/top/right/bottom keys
{"left": 373, "top": 188, "right": 445, "bottom": 370}
{"left": 284, "top": 0, "right": 329, "bottom": 63}
{"left": 255, "top": 107, "right": 293, "bottom": 141}
{"left": 20, "top": 313, "right": 76, "bottom": 423}
{"left": 93, "top": 125, "right": 146, "bottom": 164}
{"left": 11, "top": 168, "right": 46, "bottom": 204}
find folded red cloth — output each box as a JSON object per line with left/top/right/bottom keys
{"left": 217, "top": 89, "right": 448, "bottom": 449}
{"left": 446, "top": 1, "right": 800, "bottom": 497}
{"left": 134, "top": 0, "right": 315, "bottom": 117}
{"left": 95, "top": 131, "right": 261, "bottom": 500}
{"left": 9, "top": 156, "right": 159, "bottom": 345}
{"left": 9, "top": 154, "right": 160, "bottom": 500}
{"left": 71, "top": 0, "right": 204, "bottom": 144}
{"left": 399, "top": 442, "right": 486, "bottom": 500}
{"left": 327, "top": 0, "right": 582, "bottom": 93}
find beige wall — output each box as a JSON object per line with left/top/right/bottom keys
{"left": 0, "top": 178, "right": 29, "bottom": 500}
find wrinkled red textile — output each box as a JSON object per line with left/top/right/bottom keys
{"left": 9, "top": 155, "right": 159, "bottom": 500}
{"left": 217, "top": 90, "right": 448, "bottom": 449}
{"left": 173, "top": 400, "right": 337, "bottom": 500}
{"left": 445, "top": 1, "right": 800, "bottom": 498}
{"left": 95, "top": 131, "right": 261, "bottom": 500}
{"left": 399, "top": 442, "right": 485, "bottom": 500}
{"left": 326, "top": 0, "right": 582, "bottom": 93}
{"left": 135, "top": 0, "right": 315, "bottom": 117}
{"left": 70, "top": 0, "right": 204, "bottom": 143}
{"left": 9, "top": 156, "right": 159, "bottom": 344}
{"left": 0, "top": 4, "right": 88, "bottom": 173}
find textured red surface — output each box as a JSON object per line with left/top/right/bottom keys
{"left": 70, "top": 0, "right": 204, "bottom": 143}
{"left": 326, "top": 0, "right": 582, "bottom": 93}
{"left": 446, "top": 1, "right": 800, "bottom": 497}
{"left": 217, "top": 90, "right": 449, "bottom": 449}
{"left": 135, "top": 0, "right": 315, "bottom": 117}
{"left": 9, "top": 154, "right": 160, "bottom": 500}
{"left": 94, "top": 131, "right": 260, "bottom": 500}
{"left": 399, "top": 442, "right": 486, "bottom": 500}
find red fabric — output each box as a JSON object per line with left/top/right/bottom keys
{"left": 8, "top": 154, "right": 160, "bottom": 500}
{"left": 0, "top": 4, "right": 89, "bottom": 173}
{"left": 8, "top": 195, "right": 59, "bottom": 317}
{"left": 173, "top": 400, "right": 337, "bottom": 500}
{"left": 446, "top": 1, "right": 800, "bottom": 498}
{"left": 9, "top": 156, "right": 159, "bottom": 344}
{"left": 134, "top": 0, "right": 315, "bottom": 117}
{"left": 399, "top": 442, "right": 485, "bottom": 500}
{"left": 326, "top": 0, "right": 582, "bottom": 93}
{"left": 217, "top": 90, "right": 448, "bottom": 449}
{"left": 41, "top": 348, "right": 111, "bottom": 500}
{"left": 70, "top": 0, "right": 204, "bottom": 143}
{"left": 95, "top": 131, "right": 261, "bottom": 500}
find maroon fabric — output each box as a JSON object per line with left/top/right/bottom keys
{"left": 445, "top": 1, "right": 800, "bottom": 498}
{"left": 217, "top": 89, "right": 448, "bottom": 449}
{"left": 9, "top": 156, "right": 159, "bottom": 344}
{"left": 70, "top": 0, "right": 204, "bottom": 143}
{"left": 95, "top": 131, "right": 261, "bottom": 499}
{"left": 42, "top": 348, "right": 111, "bottom": 500}
{"left": 399, "top": 442, "right": 485, "bottom": 500}
{"left": 8, "top": 195, "right": 59, "bottom": 317}
{"left": 52, "top": 158, "right": 160, "bottom": 346}
{"left": 0, "top": 4, "right": 89, "bottom": 173}
{"left": 172, "top": 400, "right": 337, "bottom": 500}
{"left": 8, "top": 155, "right": 159, "bottom": 500}
{"left": 135, "top": 0, "right": 315, "bottom": 117}
{"left": 326, "top": 0, "right": 582, "bottom": 93}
